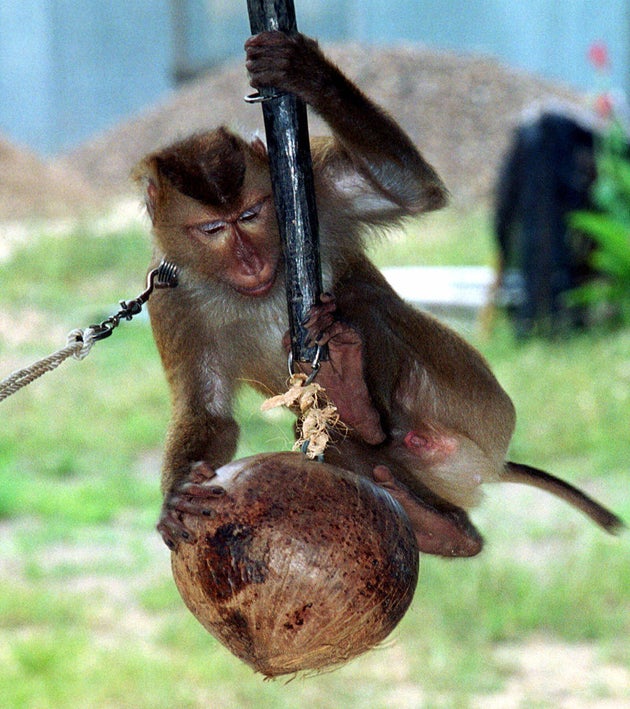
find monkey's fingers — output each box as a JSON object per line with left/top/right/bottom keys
{"left": 177, "top": 481, "right": 226, "bottom": 501}
{"left": 306, "top": 320, "right": 348, "bottom": 348}
{"left": 245, "top": 31, "right": 322, "bottom": 96}
{"left": 188, "top": 460, "right": 218, "bottom": 484}
{"left": 157, "top": 504, "right": 196, "bottom": 550}
{"left": 303, "top": 294, "right": 337, "bottom": 346}
{"left": 372, "top": 465, "right": 483, "bottom": 557}
{"left": 157, "top": 481, "right": 226, "bottom": 550}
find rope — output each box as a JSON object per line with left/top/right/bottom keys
{"left": 0, "top": 328, "right": 96, "bottom": 403}
{"left": 0, "top": 260, "right": 179, "bottom": 404}
{"left": 261, "top": 373, "right": 340, "bottom": 458}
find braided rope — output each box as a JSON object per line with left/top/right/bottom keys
{"left": 0, "top": 328, "right": 96, "bottom": 403}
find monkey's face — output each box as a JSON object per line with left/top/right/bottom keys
{"left": 150, "top": 173, "right": 282, "bottom": 298}
{"left": 136, "top": 129, "right": 283, "bottom": 298}
{"left": 145, "top": 149, "right": 283, "bottom": 298}
{"left": 184, "top": 191, "right": 281, "bottom": 297}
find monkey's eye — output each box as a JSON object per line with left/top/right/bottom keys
{"left": 196, "top": 220, "right": 226, "bottom": 236}
{"left": 238, "top": 201, "right": 265, "bottom": 223}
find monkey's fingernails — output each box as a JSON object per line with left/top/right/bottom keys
{"left": 180, "top": 529, "right": 199, "bottom": 544}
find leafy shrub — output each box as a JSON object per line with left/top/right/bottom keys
{"left": 569, "top": 122, "right": 630, "bottom": 323}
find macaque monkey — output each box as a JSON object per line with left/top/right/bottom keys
{"left": 135, "top": 31, "right": 623, "bottom": 556}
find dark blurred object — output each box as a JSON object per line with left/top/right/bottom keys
{"left": 493, "top": 109, "right": 598, "bottom": 337}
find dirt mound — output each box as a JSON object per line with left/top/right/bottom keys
{"left": 0, "top": 135, "right": 100, "bottom": 221}
{"left": 55, "top": 44, "right": 587, "bottom": 208}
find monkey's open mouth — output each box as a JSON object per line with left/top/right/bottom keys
{"left": 236, "top": 271, "right": 277, "bottom": 297}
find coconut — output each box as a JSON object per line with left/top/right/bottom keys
{"left": 170, "top": 451, "right": 419, "bottom": 677}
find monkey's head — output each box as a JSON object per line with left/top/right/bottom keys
{"left": 134, "top": 128, "right": 281, "bottom": 298}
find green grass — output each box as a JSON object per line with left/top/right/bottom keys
{"left": 0, "top": 214, "right": 628, "bottom": 707}
{"left": 368, "top": 208, "right": 497, "bottom": 268}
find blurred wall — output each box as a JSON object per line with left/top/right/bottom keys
{"left": 0, "top": 0, "right": 172, "bottom": 154}
{"left": 0, "top": 0, "right": 627, "bottom": 156}
{"left": 352, "top": 0, "right": 629, "bottom": 95}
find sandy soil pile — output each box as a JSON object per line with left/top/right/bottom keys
{"left": 53, "top": 43, "right": 586, "bottom": 209}
{"left": 0, "top": 135, "right": 100, "bottom": 221}
{"left": 1, "top": 44, "right": 587, "bottom": 221}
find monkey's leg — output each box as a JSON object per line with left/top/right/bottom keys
{"left": 157, "top": 462, "right": 226, "bottom": 550}
{"left": 372, "top": 465, "right": 483, "bottom": 556}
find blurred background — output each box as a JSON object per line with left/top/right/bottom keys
{"left": 1, "top": 0, "right": 629, "bottom": 156}
{"left": 0, "top": 2, "right": 629, "bottom": 707}
{"left": 0, "top": 0, "right": 628, "bottom": 217}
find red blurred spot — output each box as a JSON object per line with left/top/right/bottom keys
{"left": 588, "top": 41, "right": 610, "bottom": 70}
{"left": 594, "top": 93, "right": 613, "bottom": 118}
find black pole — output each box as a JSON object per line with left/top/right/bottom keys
{"left": 246, "top": 0, "right": 325, "bottom": 365}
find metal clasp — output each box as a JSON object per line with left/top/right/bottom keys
{"left": 287, "top": 344, "right": 323, "bottom": 385}
{"left": 89, "top": 260, "right": 178, "bottom": 342}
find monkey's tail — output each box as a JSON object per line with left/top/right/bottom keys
{"left": 503, "top": 461, "right": 625, "bottom": 534}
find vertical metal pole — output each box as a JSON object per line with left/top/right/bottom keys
{"left": 246, "top": 0, "right": 324, "bottom": 364}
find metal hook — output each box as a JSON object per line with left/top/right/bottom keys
{"left": 300, "top": 439, "right": 324, "bottom": 462}
{"left": 244, "top": 91, "right": 285, "bottom": 103}
{"left": 155, "top": 260, "right": 179, "bottom": 289}
{"left": 135, "top": 260, "right": 179, "bottom": 307}
{"left": 89, "top": 260, "right": 179, "bottom": 342}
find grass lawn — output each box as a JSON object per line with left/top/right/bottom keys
{"left": 0, "top": 209, "right": 628, "bottom": 707}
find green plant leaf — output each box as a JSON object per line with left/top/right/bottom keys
{"left": 569, "top": 212, "right": 630, "bottom": 268}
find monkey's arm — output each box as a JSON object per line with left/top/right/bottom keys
{"left": 160, "top": 398, "right": 239, "bottom": 496}
{"left": 245, "top": 31, "right": 447, "bottom": 216}
{"left": 157, "top": 386, "right": 240, "bottom": 550}
{"left": 149, "top": 288, "right": 240, "bottom": 548}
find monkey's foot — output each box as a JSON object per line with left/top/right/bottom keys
{"left": 157, "top": 462, "right": 225, "bottom": 551}
{"left": 315, "top": 359, "right": 385, "bottom": 445}
{"left": 372, "top": 465, "right": 483, "bottom": 557}
{"left": 296, "top": 294, "right": 385, "bottom": 445}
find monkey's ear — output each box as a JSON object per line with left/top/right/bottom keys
{"left": 249, "top": 135, "right": 268, "bottom": 160}
{"left": 132, "top": 157, "right": 159, "bottom": 223}
{"left": 145, "top": 179, "right": 158, "bottom": 223}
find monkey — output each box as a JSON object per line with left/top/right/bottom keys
{"left": 134, "top": 31, "right": 623, "bottom": 557}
